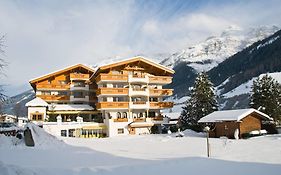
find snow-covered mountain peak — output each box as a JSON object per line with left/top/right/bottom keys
{"left": 161, "top": 25, "right": 279, "bottom": 71}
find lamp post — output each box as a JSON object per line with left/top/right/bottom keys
{"left": 204, "top": 126, "right": 210, "bottom": 157}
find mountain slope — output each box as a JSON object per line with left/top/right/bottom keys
{"left": 209, "top": 29, "right": 281, "bottom": 95}
{"left": 2, "top": 89, "right": 35, "bottom": 116}
{"left": 161, "top": 26, "right": 279, "bottom": 71}
{"left": 164, "top": 26, "right": 279, "bottom": 98}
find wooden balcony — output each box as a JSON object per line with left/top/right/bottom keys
{"left": 70, "top": 73, "right": 89, "bottom": 80}
{"left": 149, "top": 76, "right": 172, "bottom": 84}
{"left": 149, "top": 89, "right": 173, "bottom": 96}
{"left": 114, "top": 118, "right": 129, "bottom": 122}
{"left": 37, "top": 95, "right": 70, "bottom": 101}
{"left": 152, "top": 116, "right": 164, "bottom": 121}
{"left": 36, "top": 84, "right": 70, "bottom": 90}
{"left": 96, "top": 102, "right": 129, "bottom": 109}
{"left": 133, "top": 118, "right": 145, "bottom": 122}
{"left": 96, "top": 88, "right": 128, "bottom": 96}
{"left": 150, "top": 102, "right": 174, "bottom": 109}
{"left": 96, "top": 74, "right": 128, "bottom": 83}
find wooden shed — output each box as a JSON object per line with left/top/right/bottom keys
{"left": 198, "top": 108, "right": 273, "bottom": 139}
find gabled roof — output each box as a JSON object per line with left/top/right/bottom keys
{"left": 92, "top": 56, "right": 174, "bottom": 78}
{"left": 25, "top": 97, "right": 48, "bottom": 107}
{"left": 198, "top": 108, "right": 273, "bottom": 123}
{"left": 29, "top": 64, "right": 95, "bottom": 84}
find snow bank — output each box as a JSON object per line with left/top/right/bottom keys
{"left": 25, "top": 123, "right": 66, "bottom": 148}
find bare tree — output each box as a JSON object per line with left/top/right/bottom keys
{"left": 0, "top": 35, "right": 8, "bottom": 102}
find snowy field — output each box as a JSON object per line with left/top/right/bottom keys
{"left": 1, "top": 124, "right": 281, "bottom": 175}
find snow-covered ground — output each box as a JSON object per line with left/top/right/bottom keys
{"left": 0, "top": 124, "right": 281, "bottom": 175}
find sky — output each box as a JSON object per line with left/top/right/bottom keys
{"left": 0, "top": 0, "right": 281, "bottom": 96}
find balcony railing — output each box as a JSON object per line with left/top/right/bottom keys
{"left": 150, "top": 102, "right": 174, "bottom": 108}
{"left": 96, "top": 102, "right": 129, "bottom": 109}
{"left": 37, "top": 95, "right": 70, "bottom": 101}
{"left": 149, "top": 76, "right": 172, "bottom": 84}
{"left": 37, "top": 84, "right": 70, "bottom": 90}
{"left": 114, "top": 118, "right": 129, "bottom": 122}
{"left": 132, "top": 101, "right": 146, "bottom": 104}
{"left": 149, "top": 89, "right": 173, "bottom": 96}
{"left": 96, "top": 88, "right": 128, "bottom": 96}
{"left": 70, "top": 73, "right": 89, "bottom": 80}
{"left": 96, "top": 74, "right": 128, "bottom": 83}
{"left": 133, "top": 118, "right": 145, "bottom": 122}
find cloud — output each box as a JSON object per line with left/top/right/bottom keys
{"left": 0, "top": 0, "right": 280, "bottom": 96}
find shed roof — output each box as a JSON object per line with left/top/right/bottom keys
{"left": 25, "top": 97, "right": 48, "bottom": 107}
{"left": 198, "top": 108, "right": 272, "bottom": 123}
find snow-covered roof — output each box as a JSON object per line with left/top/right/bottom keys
{"left": 48, "top": 104, "right": 94, "bottom": 111}
{"left": 25, "top": 97, "right": 48, "bottom": 107}
{"left": 29, "top": 63, "right": 94, "bottom": 83}
{"left": 198, "top": 108, "right": 272, "bottom": 123}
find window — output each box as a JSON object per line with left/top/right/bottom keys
{"left": 113, "top": 97, "right": 125, "bottom": 102}
{"left": 73, "top": 91, "right": 84, "bottom": 98}
{"left": 73, "top": 81, "right": 85, "bottom": 87}
{"left": 123, "top": 112, "right": 127, "bottom": 118}
{"left": 118, "top": 128, "right": 124, "bottom": 134}
{"left": 31, "top": 113, "right": 43, "bottom": 121}
{"left": 61, "top": 130, "right": 67, "bottom": 137}
{"left": 138, "top": 113, "right": 143, "bottom": 118}
{"left": 117, "top": 112, "right": 122, "bottom": 119}
{"left": 42, "top": 91, "right": 51, "bottom": 95}
{"left": 59, "top": 80, "right": 67, "bottom": 85}
{"left": 58, "top": 91, "right": 68, "bottom": 96}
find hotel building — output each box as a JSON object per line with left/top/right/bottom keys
{"left": 26, "top": 57, "right": 174, "bottom": 137}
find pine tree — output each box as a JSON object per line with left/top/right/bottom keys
{"left": 250, "top": 74, "right": 281, "bottom": 122}
{"left": 179, "top": 72, "right": 218, "bottom": 131}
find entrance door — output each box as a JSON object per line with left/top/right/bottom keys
{"left": 129, "top": 128, "right": 135, "bottom": 135}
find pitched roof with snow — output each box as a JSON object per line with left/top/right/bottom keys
{"left": 48, "top": 104, "right": 94, "bottom": 111}
{"left": 25, "top": 97, "right": 48, "bottom": 107}
{"left": 198, "top": 108, "right": 272, "bottom": 123}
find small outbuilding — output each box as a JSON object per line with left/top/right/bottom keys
{"left": 198, "top": 108, "right": 273, "bottom": 139}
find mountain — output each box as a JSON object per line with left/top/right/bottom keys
{"left": 168, "top": 28, "right": 281, "bottom": 112}
{"left": 165, "top": 26, "right": 280, "bottom": 98}
{"left": 2, "top": 89, "right": 35, "bottom": 116}
{"left": 161, "top": 25, "right": 279, "bottom": 71}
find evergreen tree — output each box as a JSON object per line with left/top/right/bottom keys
{"left": 250, "top": 74, "right": 281, "bottom": 122}
{"left": 179, "top": 72, "right": 218, "bottom": 131}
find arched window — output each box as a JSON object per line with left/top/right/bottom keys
{"left": 117, "top": 112, "right": 122, "bottom": 119}
{"left": 123, "top": 112, "right": 127, "bottom": 118}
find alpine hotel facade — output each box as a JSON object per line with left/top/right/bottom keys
{"left": 26, "top": 57, "right": 174, "bottom": 137}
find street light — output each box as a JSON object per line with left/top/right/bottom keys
{"left": 204, "top": 126, "right": 210, "bottom": 157}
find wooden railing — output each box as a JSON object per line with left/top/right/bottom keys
{"left": 149, "top": 89, "right": 173, "bottom": 96}
{"left": 133, "top": 118, "right": 145, "bottom": 122}
{"left": 150, "top": 102, "right": 174, "bottom": 108}
{"left": 37, "top": 84, "right": 70, "bottom": 90}
{"left": 37, "top": 95, "right": 70, "bottom": 101}
{"left": 96, "top": 102, "right": 129, "bottom": 109}
{"left": 70, "top": 73, "right": 89, "bottom": 80}
{"left": 96, "top": 88, "right": 128, "bottom": 96}
{"left": 114, "top": 118, "right": 129, "bottom": 122}
{"left": 149, "top": 76, "right": 172, "bottom": 84}
{"left": 96, "top": 74, "right": 128, "bottom": 82}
